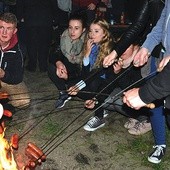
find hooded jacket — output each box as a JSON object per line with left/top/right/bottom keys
{"left": 0, "top": 34, "right": 25, "bottom": 84}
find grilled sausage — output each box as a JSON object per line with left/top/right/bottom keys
{"left": 10, "top": 134, "right": 19, "bottom": 149}
{"left": 27, "top": 142, "right": 46, "bottom": 161}
{"left": 25, "top": 147, "right": 42, "bottom": 163}
{"left": 3, "top": 110, "right": 12, "bottom": 117}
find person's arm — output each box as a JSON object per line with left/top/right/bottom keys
{"left": 141, "top": 0, "right": 167, "bottom": 53}
{"left": 132, "top": 1, "right": 167, "bottom": 67}
{"left": 103, "top": 0, "right": 150, "bottom": 67}
{"left": 139, "top": 61, "right": 170, "bottom": 103}
{"left": 123, "top": 61, "right": 170, "bottom": 109}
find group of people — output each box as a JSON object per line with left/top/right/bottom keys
{"left": 47, "top": 0, "right": 169, "bottom": 165}
{"left": 0, "top": 0, "right": 170, "bottom": 166}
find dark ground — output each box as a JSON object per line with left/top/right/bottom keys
{"left": 4, "top": 69, "right": 170, "bottom": 170}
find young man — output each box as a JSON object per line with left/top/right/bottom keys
{"left": 0, "top": 12, "right": 30, "bottom": 109}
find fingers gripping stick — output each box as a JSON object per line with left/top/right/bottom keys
{"left": 146, "top": 103, "right": 155, "bottom": 109}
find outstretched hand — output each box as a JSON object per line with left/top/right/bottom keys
{"left": 103, "top": 50, "right": 118, "bottom": 68}
{"left": 133, "top": 47, "right": 150, "bottom": 67}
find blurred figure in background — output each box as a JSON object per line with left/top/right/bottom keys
{"left": 16, "top": 0, "right": 58, "bottom": 72}
{"left": 72, "top": 0, "right": 99, "bottom": 25}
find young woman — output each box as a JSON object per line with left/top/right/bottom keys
{"left": 68, "top": 18, "right": 115, "bottom": 128}
{"left": 48, "top": 13, "right": 87, "bottom": 108}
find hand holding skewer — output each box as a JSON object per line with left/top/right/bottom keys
{"left": 123, "top": 88, "right": 155, "bottom": 110}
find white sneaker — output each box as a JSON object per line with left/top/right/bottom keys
{"left": 124, "top": 118, "right": 139, "bottom": 129}
{"left": 148, "top": 145, "right": 166, "bottom": 164}
{"left": 83, "top": 116, "right": 105, "bottom": 132}
{"left": 128, "top": 120, "right": 152, "bottom": 135}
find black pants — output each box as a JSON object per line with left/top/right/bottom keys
{"left": 76, "top": 76, "right": 113, "bottom": 118}
{"left": 48, "top": 63, "right": 81, "bottom": 92}
{"left": 25, "top": 25, "right": 52, "bottom": 71}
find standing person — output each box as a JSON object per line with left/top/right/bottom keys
{"left": 72, "top": 0, "right": 99, "bottom": 25}
{"left": 68, "top": 18, "right": 114, "bottom": 131}
{"left": 48, "top": 13, "right": 87, "bottom": 109}
{"left": 0, "top": 12, "right": 30, "bottom": 109}
{"left": 110, "top": 0, "right": 125, "bottom": 23}
{"left": 16, "top": 0, "right": 58, "bottom": 72}
{"left": 123, "top": 0, "right": 170, "bottom": 164}
{"left": 56, "top": 0, "right": 72, "bottom": 26}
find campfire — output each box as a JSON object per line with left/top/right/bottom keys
{"left": 0, "top": 125, "right": 18, "bottom": 170}
{"left": 0, "top": 102, "right": 18, "bottom": 170}
{"left": 0, "top": 102, "right": 46, "bottom": 170}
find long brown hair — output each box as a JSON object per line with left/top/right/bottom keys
{"left": 83, "top": 18, "right": 114, "bottom": 68}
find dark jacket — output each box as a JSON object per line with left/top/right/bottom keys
{"left": 0, "top": 34, "right": 25, "bottom": 84}
{"left": 16, "top": 0, "right": 58, "bottom": 27}
{"left": 139, "top": 62, "right": 170, "bottom": 109}
{"left": 114, "top": 0, "right": 164, "bottom": 58}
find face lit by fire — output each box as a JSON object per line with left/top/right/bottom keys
{"left": 88, "top": 23, "right": 105, "bottom": 44}
{"left": 68, "top": 19, "right": 85, "bottom": 40}
{"left": 0, "top": 20, "right": 17, "bottom": 45}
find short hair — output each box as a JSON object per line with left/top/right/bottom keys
{"left": 0, "top": 12, "right": 17, "bottom": 27}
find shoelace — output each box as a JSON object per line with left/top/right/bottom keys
{"left": 88, "top": 117, "right": 99, "bottom": 127}
{"left": 126, "top": 119, "right": 136, "bottom": 126}
{"left": 133, "top": 121, "right": 149, "bottom": 131}
{"left": 152, "top": 145, "right": 165, "bottom": 156}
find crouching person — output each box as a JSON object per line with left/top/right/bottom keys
{"left": 0, "top": 12, "right": 30, "bottom": 108}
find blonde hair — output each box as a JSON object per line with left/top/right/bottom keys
{"left": 83, "top": 18, "right": 114, "bottom": 68}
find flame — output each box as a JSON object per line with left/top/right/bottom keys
{"left": 0, "top": 128, "right": 18, "bottom": 170}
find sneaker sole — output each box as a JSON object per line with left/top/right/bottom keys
{"left": 83, "top": 123, "right": 105, "bottom": 132}
{"left": 148, "top": 157, "right": 161, "bottom": 164}
{"left": 128, "top": 127, "right": 151, "bottom": 135}
{"left": 57, "top": 96, "right": 72, "bottom": 109}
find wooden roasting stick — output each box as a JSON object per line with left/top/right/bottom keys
{"left": 146, "top": 103, "right": 155, "bottom": 109}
